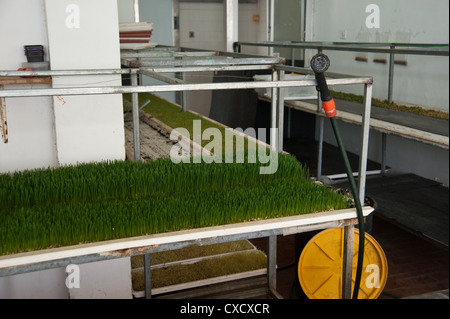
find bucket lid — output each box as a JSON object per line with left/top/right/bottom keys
{"left": 298, "top": 227, "right": 388, "bottom": 299}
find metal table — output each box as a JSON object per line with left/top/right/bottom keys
{"left": 0, "top": 207, "right": 374, "bottom": 299}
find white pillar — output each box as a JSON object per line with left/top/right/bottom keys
{"left": 225, "top": 0, "right": 238, "bottom": 52}
{"left": 45, "top": 0, "right": 126, "bottom": 165}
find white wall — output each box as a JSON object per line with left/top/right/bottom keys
{"left": 140, "top": 0, "right": 174, "bottom": 46}
{"left": 175, "top": 0, "right": 270, "bottom": 116}
{"left": 0, "top": 0, "right": 58, "bottom": 173}
{"left": 117, "top": 0, "right": 136, "bottom": 23}
{"left": 305, "top": 0, "right": 449, "bottom": 111}
{"left": 239, "top": 0, "right": 270, "bottom": 56}
{"left": 180, "top": 2, "right": 225, "bottom": 51}
{"left": 178, "top": 0, "right": 268, "bottom": 55}
{"left": 274, "top": 0, "right": 304, "bottom": 60}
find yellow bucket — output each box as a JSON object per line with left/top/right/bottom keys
{"left": 298, "top": 228, "right": 388, "bottom": 299}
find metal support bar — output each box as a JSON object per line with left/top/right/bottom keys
{"left": 236, "top": 41, "right": 450, "bottom": 56}
{"left": 317, "top": 117, "right": 325, "bottom": 181}
{"left": 139, "top": 69, "right": 186, "bottom": 85}
{"left": 270, "top": 70, "right": 278, "bottom": 152}
{"left": 181, "top": 72, "right": 188, "bottom": 112}
{"left": 121, "top": 51, "right": 219, "bottom": 59}
{"left": 388, "top": 46, "right": 395, "bottom": 104}
{"left": 358, "top": 83, "right": 373, "bottom": 205}
{"left": 274, "top": 64, "right": 368, "bottom": 79}
{"left": 144, "top": 254, "right": 151, "bottom": 299}
{"left": 267, "top": 235, "right": 277, "bottom": 290}
{"left": 0, "top": 77, "right": 373, "bottom": 99}
{"left": 277, "top": 70, "right": 285, "bottom": 152}
{"left": 342, "top": 225, "right": 354, "bottom": 299}
{"left": 131, "top": 72, "right": 140, "bottom": 162}
{"left": 381, "top": 133, "right": 387, "bottom": 174}
{"left": 317, "top": 93, "right": 324, "bottom": 181}
{"left": 0, "top": 69, "right": 133, "bottom": 77}
{"left": 138, "top": 64, "right": 274, "bottom": 74}
{"left": 124, "top": 57, "right": 283, "bottom": 68}
{"left": 291, "top": 48, "right": 295, "bottom": 66}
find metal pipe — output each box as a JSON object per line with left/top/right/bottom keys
{"left": 121, "top": 51, "right": 219, "bottom": 58}
{"left": 291, "top": 48, "right": 295, "bottom": 66}
{"left": 236, "top": 41, "right": 449, "bottom": 56}
{"left": 139, "top": 69, "right": 186, "bottom": 85}
{"left": 131, "top": 72, "right": 140, "bottom": 162}
{"left": 270, "top": 69, "right": 278, "bottom": 152}
{"left": 0, "top": 69, "right": 133, "bottom": 77}
{"left": 277, "top": 70, "right": 285, "bottom": 152}
{"left": 0, "top": 78, "right": 374, "bottom": 98}
{"left": 317, "top": 93, "right": 324, "bottom": 180}
{"left": 317, "top": 117, "right": 324, "bottom": 181}
{"left": 123, "top": 57, "right": 283, "bottom": 68}
{"left": 144, "top": 254, "right": 151, "bottom": 299}
{"left": 267, "top": 235, "right": 277, "bottom": 290}
{"left": 358, "top": 83, "right": 374, "bottom": 205}
{"left": 381, "top": 133, "right": 387, "bottom": 174}
{"left": 139, "top": 64, "right": 273, "bottom": 73}
{"left": 388, "top": 46, "right": 395, "bottom": 104}
{"left": 342, "top": 225, "right": 354, "bottom": 299}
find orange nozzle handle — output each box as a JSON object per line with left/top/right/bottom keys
{"left": 322, "top": 99, "right": 337, "bottom": 118}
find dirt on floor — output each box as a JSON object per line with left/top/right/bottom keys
{"left": 125, "top": 121, "right": 172, "bottom": 161}
{"left": 124, "top": 111, "right": 180, "bottom": 161}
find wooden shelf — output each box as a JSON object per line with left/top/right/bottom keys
{"left": 0, "top": 76, "right": 52, "bottom": 85}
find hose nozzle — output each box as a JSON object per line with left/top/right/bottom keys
{"left": 311, "top": 53, "right": 330, "bottom": 74}
{"left": 310, "top": 53, "right": 336, "bottom": 118}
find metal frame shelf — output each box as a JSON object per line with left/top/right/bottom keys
{"left": 0, "top": 207, "right": 375, "bottom": 299}
{"left": 0, "top": 46, "right": 375, "bottom": 299}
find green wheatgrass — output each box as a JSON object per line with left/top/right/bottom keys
{"left": 0, "top": 154, "right": 349, "bottom": 255}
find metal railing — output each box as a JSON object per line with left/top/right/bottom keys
{"left": 235, "top": 41, "right": 449, "bottom": 104}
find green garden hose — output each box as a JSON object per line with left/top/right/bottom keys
{"left": 310, "top": 53, "right": 366, "bottom": 299}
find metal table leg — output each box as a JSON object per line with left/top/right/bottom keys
{"left": 342, "top": 225, "right": 355, "bottom": 299}
{"left": 267, "top": 235, "right": 277, "bottom": 291}
{"left": 144, "top": 253, "right": 152, "bottom": 299}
